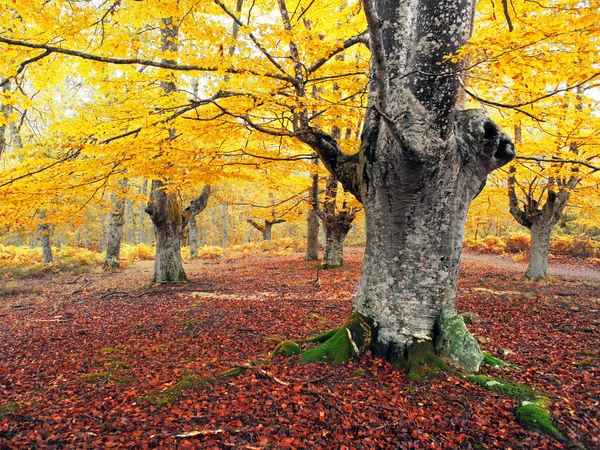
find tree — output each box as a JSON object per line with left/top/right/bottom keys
{"left": 460, "top": 0, "right": 600, "bottom": 280}
{"left": 247, "top": 216, "right": 286, "bottom": 241}
{"left": 296, "top": 0, "right": 514, "bottom": 374}
{"left": 104, "top": 179, "right": 128, "bottom": 269}
{"left": 146, "top": 184, "right": 211, "bottom": 282}
{"left": 312, "top": 174, "right": 360, "bottom": 269}
{"left": 0, "top": 0, "right": 514, "bottom": 374}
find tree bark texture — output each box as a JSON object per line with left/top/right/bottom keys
{"left": 146, "top": 180, "right": 187, "bottom": 283}
{"left": 189, "top": 216, "right": 198, "bottom": 259}
{"left": 306, "top": 163, "right": 320, "bottom": 260}
{"left": 314, "top": 175, "right": 358, "bottom": 269}
{"left": 248, "top": 218, "right": 286, "bottom": 241}
{"left": 104, "top": 180, "right": 127, "bottom": 269}
{"left": 296, "top": 0, "right": 515, "bottom": 370}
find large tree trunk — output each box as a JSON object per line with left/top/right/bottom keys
{"left": 104, "top": 180, "right": 127, "bottom": 269}
{"left": 526, "top": 220, "right": 552, "bottom": 281}
{"left": 146, "top": 180, "right": 187, "bottom": 283}
{"left": 321, "top": 221, "right": 350, "bottom": 269}
{"left": 296, "top": 0, "right": 515, "bottom": 375}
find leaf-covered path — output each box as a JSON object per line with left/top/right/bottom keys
{"left": 1, "top": 249, "right": 598, "bottom": 449}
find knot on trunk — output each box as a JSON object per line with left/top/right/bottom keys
{"left": 454, "top": 109, "right": 515, "bottom": 173}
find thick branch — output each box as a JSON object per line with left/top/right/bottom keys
{"left": 306, "top": 31, "right": 369, "bottom": 75}
{"left": 247, "top": 218, "right": 265, "bottom": 233}
{"left": 298, "top": 129, "right": 360, "bottom": 201}
{"left": 183, "top": 185, "right": 211, "bottom": 228}
{"left": 508, "top": 167, "right": 531, "bottom": 228}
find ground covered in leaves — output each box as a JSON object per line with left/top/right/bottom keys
{"left": 1, "top": 249, "right": 598, "bottom": 449}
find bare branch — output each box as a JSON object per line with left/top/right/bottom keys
{"left": 516, "top": 155, "right": 599, "bottom": 172}
{"left": 213, "top": 0, "right": 289, "bottom": 77}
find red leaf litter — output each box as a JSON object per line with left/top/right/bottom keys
{"left": 1, "top": 248, "right": 598, "bottom": 449}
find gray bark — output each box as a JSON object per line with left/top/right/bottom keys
{"left": 189, "top": 216, "right": 198, "bottom": 259}
{"left": 38, "top": 212, "right": 53, "bottom": 265}
{"left": 526, "top": 221, "right": 553, "bottom": 281}
{"left": 298, "top": 0, "right": 515, "bottom": 362}
{"left": 146, "top": 183, "right": 211, "bottom": 282}
{"left": 146, "top": 180, "right": 187, "bottom": 283}
{"left": 306, "top": 161, "right": 320, "bottom": 260}
{"left": 314, "top": 175, "right": 358, "bottom": 268}
{"left": 104, "top": 180, "right": 127, "bottom": 269}
{"left": 248, "top": 218, "right": 286, "bottom": 241}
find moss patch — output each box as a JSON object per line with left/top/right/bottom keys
{"left": 467, "top": 375, "right": 561, "bottom": 438}
{"left": 482, "top": 352, "right": 512, "bottom": 368}
{"left": 466, "top": 375, "right": 533, "bottom": 401}
{"left": 516, "top": 402, "right": 561, "bottom": 437}
{"left": 82, "top": 372, "right": 114, "bottom": 384}
{"left": 397, "top": 339, "right": 451, "bottom": 382}
{"left": 0, "top": 402, "right": 19, "bottom": 418}
{"left": 300, "top": 327, "right": 352, "bottom": 364}
{"left": 143, "top": 373, "right": 214, "bottom": 407}
{"left": 436, "top": 315, "right": 483, "bottom": 373}
{"left": 272, "top": 340, "right": 301, "bottom": 357}
{"left": 298, "top": 327, "right": 341, "bottom": 344}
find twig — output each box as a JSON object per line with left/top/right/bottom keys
{"left": 64, "top": 275, "right": 84, "bottom": 285}
{"left": 234, "top": 364, "right": 290, "bottom": 386}
{"left": 69, "top": 281, "right": 92, "bottom": 296}
{"left": 98, "top": 291, "right": 148, "bottom": 300}
{"left": 150, "top": 428, "right": 245, "bottom": 439}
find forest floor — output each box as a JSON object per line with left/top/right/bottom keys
{"left": 0, "top": 248, "right": 598, "bottom": 449}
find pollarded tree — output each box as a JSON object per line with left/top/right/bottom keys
{"left": 146, "top": 184, "right": 211, "bottom": 283}
{"left": 295, "top": 0, "right": 515, "bottom": 374}
{"left": 312, "top": 174, "right": 360, "bottom": 269}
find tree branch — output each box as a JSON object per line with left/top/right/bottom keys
{"left": 516, "top": 156, "right": 599, "bottom": 172}
{"left": 183, "top": 185, "right": 211, "bottom": 228}
{"left": 298, "top": 128, "right": 360, "bottom": 201}
{"left": 0, "top": 37, "right": 296, "bottom": 84}
{"left": 306, "top": 30, "right": 369, "bottom": 75}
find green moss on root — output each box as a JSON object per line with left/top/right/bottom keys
{"left": 298, "top": 327, "right": 341, "bottom": 344}
{"left": 397, "top": 339, "right": 452, "bottom": 382}
{"left": 300, "top": 327, "right": 352, "bottom": 364}
{"left": 300, "top": 310, "right": 372, "bottom": 364}
{"left": 272, "top": 341, "right": 301, "bottom": 357}
{"left": 482, "top": 352, "right": 512, "bottom": 368}
{"left": 466, "top": 375, "right": 533, "bottom": 401}
{"left": 516, "top": 402, "right": 561, "bottom": 437}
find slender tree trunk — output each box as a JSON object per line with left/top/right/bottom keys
{"left": 104, "top": 180, "right": 127, "bottom": 269}
{"left": 38, "top": 220, "right": 53, "bottom": 265}
{"left": 306, "top": 160, "right": 320, "bottom": 260}
{"left": 263, "top": 222, "right": 273, "bottom": 241}
{"left": 189, "top": 216, "right": 198, "bottom": 259}
{"left": 221, "top": 203, "right": 228, "bottom": 248}
{"left": 146, "top": 180, "right": 187, "bottom": 283}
